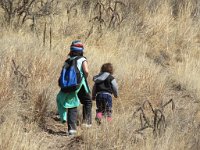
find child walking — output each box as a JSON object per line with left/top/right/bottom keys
{"left": 57, "top": 40, "right": 92, "bottom": 136}
{"left": 92, "top": 63, "right": 118, "bottom": 123}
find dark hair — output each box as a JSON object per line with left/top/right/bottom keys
{"left": 101, "top": 63, "right": 114, "bottom": 74}
{"left": 69, "top": 51, "right": 83, "bottom": 57}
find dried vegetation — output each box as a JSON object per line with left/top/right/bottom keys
{"left": 0, "top": 0, "right": 200, "bottom": 149}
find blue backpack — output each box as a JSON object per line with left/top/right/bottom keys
{"left": 58, "top": 57, "right": 82, "bottom": 93}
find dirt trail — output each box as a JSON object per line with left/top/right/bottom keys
{"left": 38, "top": 114, "right": 84, "bottom": 150}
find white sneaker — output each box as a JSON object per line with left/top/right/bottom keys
{"left": 67, "top": 130, "right": 77, "bottom": 136}
{"left": 82, "top": 123, "right": 92, "bottom": 128}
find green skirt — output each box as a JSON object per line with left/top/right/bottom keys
{"left": 56, "top": 77, "right": 90, "bottom": 122}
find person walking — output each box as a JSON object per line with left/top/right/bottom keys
{"left": 92, "top": 63, "right": 118, "bottom": 124}
{"left": 57, "top": 40, "right": 92, "bottom": 135}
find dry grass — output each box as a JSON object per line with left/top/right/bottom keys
{"left": 0, "top": 0, "right": 200, "bottom": 149}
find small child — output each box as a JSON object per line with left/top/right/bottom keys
{"left": 92, "top": 63, "right": 118, "bottom": 123}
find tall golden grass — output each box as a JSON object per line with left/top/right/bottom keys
{"left": 0, "top": 0, "right": 200, "bottom": 149}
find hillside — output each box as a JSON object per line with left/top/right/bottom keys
{"left": 0, "top": 0, "right": 200, "bottom": 149}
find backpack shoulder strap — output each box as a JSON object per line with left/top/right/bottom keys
{"left": 63, "top": 58, "right": 71, "bottom": 68}
{"left": 68, "top": 56, "right": 86, "bottom": 71}
{"left": 74, "top": 56, "right": 86, "bottom": 61}
{"left": 75, "top": 56, "right": 87, "bottom": 66}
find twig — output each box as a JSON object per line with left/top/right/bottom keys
{"left": 43, "top": 22, "right": 46, "bottom": 46}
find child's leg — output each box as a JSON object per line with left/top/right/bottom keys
{"left": 82, "top": 98, "right": 92, "bottom": 124}
{"left": 78, "top": 86, "right": 92, "bottom": 125}
{"left": 105, "top": 95, "right": 112, "bottom": 121}
{"left": 67, "top": 107, "right": 78, "bottom": 134}
{"left": 96, "top": 97, "right": 103, "bottom": 119}
{"left": 102, "top": 100, "right": 106, "bottom": 117}
{"left": 95, "top": 94, "right": 104, "bottom": 125}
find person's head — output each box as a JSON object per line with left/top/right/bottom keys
{"left": 69, "top": 40, "right": 84, "bottom": 57}
{"left": 100, "top": 63, "right": 114, "bottom": 74}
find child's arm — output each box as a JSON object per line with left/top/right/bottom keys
{"left": 82, "top": 61, "right": 89, "bottom": 78}
{"left": 92, "top": 84, "right": 97, "bottom": 100}
{"left": 111, "top": 79, "right": 118, "bottom": 98}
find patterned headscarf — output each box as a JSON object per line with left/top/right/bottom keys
{"left": 70, "top": 40, "right": 84, "bottom": 52}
